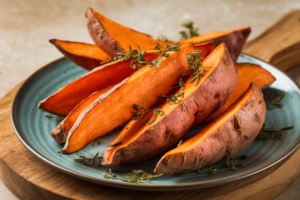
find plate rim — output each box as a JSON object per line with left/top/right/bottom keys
{"left": 10, "top": 54, "right": 300, "bottom": 191}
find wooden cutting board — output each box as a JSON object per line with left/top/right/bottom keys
{"left": 0, "top": 9, "right": 299, "bottom": 200}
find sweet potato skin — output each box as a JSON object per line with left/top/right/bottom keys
{"left": 62, "top": 44, "right": 198, "bottom": 154}
{"left": 101, "top": 44, "right": 239, "bottom": 167}
{"left": 86, "top": 8, "right": 125, "bottom": 57}
{"left": 206, "top": 63, "right": 275, "bottom": 121}
{"left": 209, "top": 27, "right": 251, "bottom": 63}
{"left": 154, "top": 83, "right": 266, "bottom": 175}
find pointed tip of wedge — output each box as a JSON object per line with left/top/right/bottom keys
{"left": 51, "top": 123, "right": 67, "bottom": 144}
{"left": 49, "top": 39, "right": 56, "bottom": 45}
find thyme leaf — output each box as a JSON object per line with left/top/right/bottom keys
{"left": 131, "top": 98, "right": 164, "bottom": 125}
{"left": 157, "top": 34, "right": 169, "bottom": 42}
{"left": 102, "top": 168, "right": 116, "bottom": 179}
{"left": 266, "top": 94, "right": 285, "bottom": 108}
{"left": 44, "top": 114, "right": 64, "bottom": 119}
{"left": 183, "top": 50, "right": 205, "bottom": 85}
{"left": 73, "top": 152, "right": 103, "bottom": 166}
{"left": 149, "top": 43, "right": 181, "bottom": 68}
{"left": 101, "top": 45, "right": 147, "bottom": 69}
{"left": 179, "top": 21, "right": 199, "bottom": 40}
{"left": 121, "top": 170, "right": 162, "bottom": 184}
{"left": 257, "top": 121, "right": 294, "bottom": 140}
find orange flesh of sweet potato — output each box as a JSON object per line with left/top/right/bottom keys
{"left": 180, "top": 26, "right": 251, "bottom": 63}
{"left": 86, "top": 7, "right": 170, "bottom": 57}
{"left": 51, "top": 86, "right": 112, "bottom": 143}
{"left": 207, "top": 63, "right": 276, "bottom": 121}
{"left": 38, "top": 51, "right": 158, "bottom": 116}
{"left": 154, "top": 83, "right": 266, "bottom": 175}
{"left": 50, "top": 39, "right": 110, "bottom": 71}
{"left": 86, "top": 8, "right": 250, "bottom": 63}
{"left": 62, "top": 44, "right": 197, "bottom": 154}
{"left": 101, "top": 43, "right": 239, "bottom": 167}
{"left": 49, "top": 42, "right": 215, "bottom": 143}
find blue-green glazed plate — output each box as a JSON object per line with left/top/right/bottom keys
{"left": 11, "top": 54, "right": 300, "bottom": 191}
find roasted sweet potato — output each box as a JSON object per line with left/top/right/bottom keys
{"left": 38, "top": 51, "right": 158, "bottom": 116}
{"left": 101, "top": 43, "right": 239, "bottom": 167}
{"left": 180, "top": 27, "right": 251, "bottom": 63}
{"left": 207, "top": 63, "right": 275, "bottom": 121}
{"left": 86, "top": 7, "right": 169, "bottom": 57}
{"left": 86, "top": 7, "right": 250, "bottom": 63}
{"left": 50, "top": 39, "right": 110, "bottom": 71}
{"left": 49, "top": 42, "right": 215, "bottom": 143}
{"left": 61, "top": 44, "right": 201, "bottom": 154}
{"left": 51, "top": 86, "right": 113, "bottom": 143}
{"left": 154, "top": 83, "right": 266, "bottom": 175}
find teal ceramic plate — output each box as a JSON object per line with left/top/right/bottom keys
{"left": 11, "top": 54, "right": 300, "bottom": 191}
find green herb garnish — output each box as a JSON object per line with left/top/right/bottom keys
{"left": 182, "top": 50, "right": 205, "bottom": 85}
{"left": 102, "top": 168, "right": 116, "bottom": 179}
{"left": 73, "top": 152, "right": 102, "bottom": 166}
{"left": 44, "top": 114, "right": 64, "bottom": 119}
{"left": 157, "top": 34, "right": 169, "bottom": 42}
{"left": 149, "top": 43, "right": 181, "bottom": 68}
{"left": 257, "top": 121, "right": 294, "bottom": 140}
{"left": 101, "top": 45, "right": 147, "bottom": 69}
{"left": 266, "top": 94, "right": 285, "bottom": 108}
{"left": 121, "top": 170, "right": 162, "bottom": 184}
{"left": 209, "top": 165, "right": 217, "bottom": 174}
{"left": 131, "top": 98, "right": 164, "bottom": 125}
{"left": 179, "top": 21, "right": 199, "bottom": 40}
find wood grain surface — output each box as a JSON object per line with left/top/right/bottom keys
{"left": 0, "top": 9, "right": 300, "bottom": 200}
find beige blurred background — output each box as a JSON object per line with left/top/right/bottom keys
{"left": 0, "top": 0, "right": 300, "bottom": 199}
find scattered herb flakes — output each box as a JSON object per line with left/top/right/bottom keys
{"left": 257, "top": 121, "right": 294, "bottom": 140}
{"left": 266, "top": 94, "right": 285, "bottom": 108}
{"left": 121, "top": 170, "right": 162, "bottom": 184}
{"left": 102, "top": 168, "right": 116, "bottom": 179}
{"left": 179, "top": 21, "right": 199, "bottom": 40}
{"left": 131, "top": 98, "right": 164, "bottom": 125}
{"left": 73, "top": 152, "right": 103, "bottom": 166}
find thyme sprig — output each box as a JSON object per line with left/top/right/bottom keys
{"left": 224, "top": 153, "right": 248, "bottom": 170}
{"left": 154, "top": 91, "right": 184, "bottom": 106}
{"left": 44, "top": 114, "right": 64, "bottom": 119}
{"left": 73, "top": 152, "right": 103, "bottom": 166}
{"left": 101, "top": 45, "right": 147, "bottom": 69}
{"left": 102, "top": 168, "right": 116, "bottom": 179}
{"left": 209, "top": 165, "right": 217, "bottom": 174}
{"left": 182, "top": 50, "right": 205, "bottom": 85}
{"left": 257, "top": 121, "right": 294, "bottom": 140}
{"left": 179, "top": 21, "right": 199, "bottom": 40}
{"left": 131, "top": 98, "right": 164, "bottom": 125}
{"left": 266, "top": 94, "right": 285, "bottom": 108}
{"left": 121, "top": 170, "right": 162, "bottom": 184}
{"left": 172, "top": 78, "right": 185, "bottom": 90}
{"left": 149, "top": 43, "right": 181, "bottom": 68}
{"left": 157, "top": 34, "right": 169, "bottom": 42}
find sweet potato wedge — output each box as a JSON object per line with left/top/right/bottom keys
{"left": 50, "top": 39, "right": 110, "bottom": 71}
{"left": 207, "top": 63, "right": 275, "bottom": 121}
{"left": 61, "top": 44, "right": 200, "bottom": 154}
{"left": 51, "top": 86, "right": 113, "bottom": 143}
{"left": 154, "top": 83, "right": 266, "bottom": 175}
{"left": 86, "top": 7, "right": 250, "bottom": 63}
{"left": 101, "top": 43, "right": 239, "bottom": 167}
{"left": 180, "top": 26, "right": 251, "bottom": 63}
{"left": 38, "top": 51, "right": 158, "bottom": 116}
{"left": 86, "top": 7, "right": 168, "bottom": 57}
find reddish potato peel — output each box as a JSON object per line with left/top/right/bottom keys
{"left": 154, "top": 83, "right": 266, "bottom": 175}
{"left": 101, "top": 43, "right": 239, "bottom": 167}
